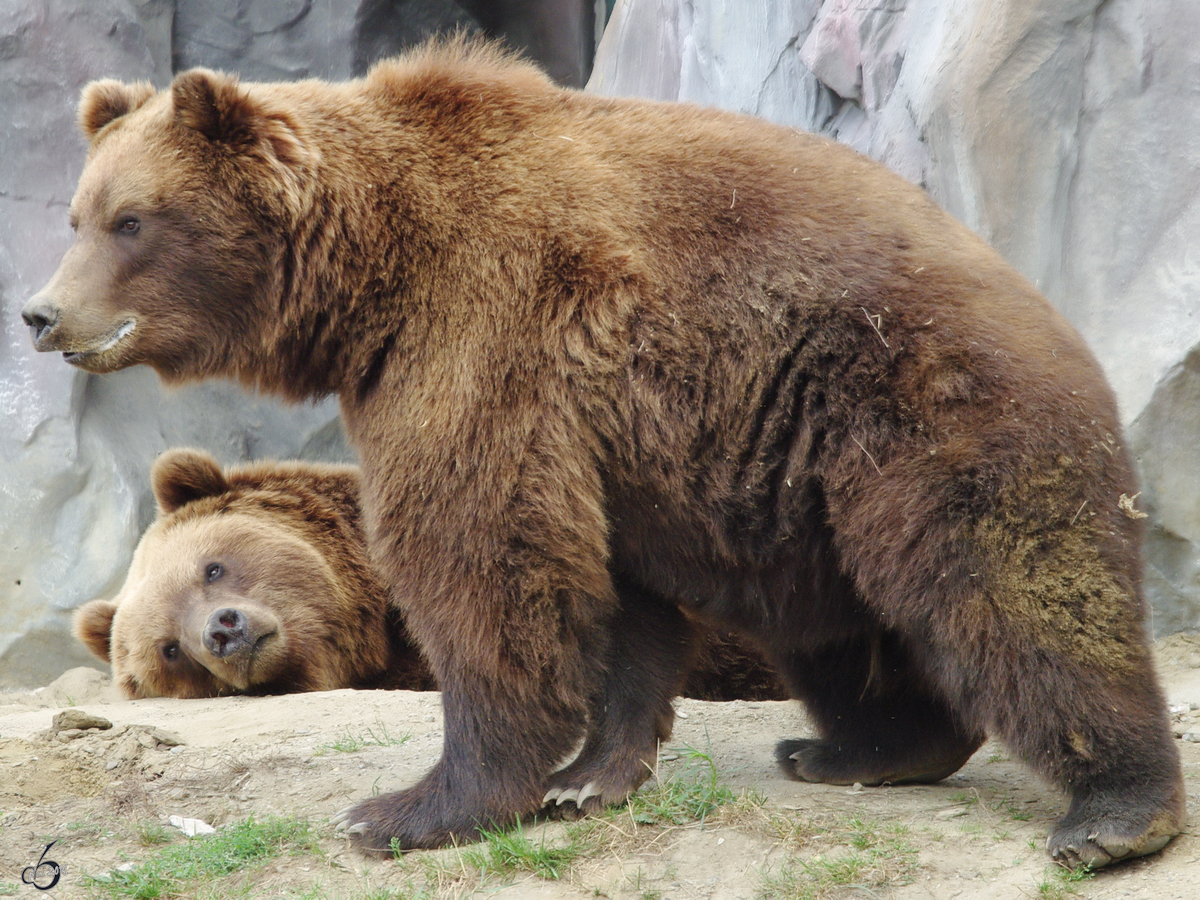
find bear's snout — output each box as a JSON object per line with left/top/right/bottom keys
{"left": 21, "top": 297, "right": 59, "bottom": 348}
{"left": 204, "top": 608, "right": 253, "bottom": 658}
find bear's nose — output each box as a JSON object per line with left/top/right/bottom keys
{"left": 20, "top": 297, "right": 60, "bottom": 348}
{"left": 204, "top": 608, "right": 250, "bottom": 657}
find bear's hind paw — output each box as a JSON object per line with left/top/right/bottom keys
{"left": 1048, "top": 809, "right": 1181, "bottom": 870}
{"left": 777, "top": 737, "right": 974, "bottom": 786}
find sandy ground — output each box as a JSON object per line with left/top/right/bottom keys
{"left": 1, "top": 635, "right": 1199, "bottom": 899}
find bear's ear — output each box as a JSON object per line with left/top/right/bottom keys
{"left": 171, "top": 68, "right": 256, "bottom": 146}
{"left": 73, "top": 599, "right": 119, "bottom": 662}
{"left": 78, "top": 79, "right": 155, "bottom": 141}
{"left": 152, "top": 448, "right": 230, "bottom": 513}
{"left": 170, "top": 69, "right": 311, "bottom": 171}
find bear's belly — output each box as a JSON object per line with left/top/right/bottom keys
{"left": 605, "top": 477, "right": 863, "bottom": 645}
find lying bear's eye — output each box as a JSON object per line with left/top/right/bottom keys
{"left": 205, "top": 563, "right": 224, "bottom": 583}
{"left": 162, "top": 642, "right": 179, "bottom": 661}
{"left": 116, "top": 216, "right": 140, "bottom": 235}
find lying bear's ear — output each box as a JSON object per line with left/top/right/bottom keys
{"left": 171, "top": 69, "right": 311, "bottom": 172}
{"left": 78, "top": 79, "right": 155, "bottom": 141}
{"left": 152, "top": 448, "right": 230, "bottom": 513}
{"left": 74, "top": 599, "right": 118, "bottom": 662}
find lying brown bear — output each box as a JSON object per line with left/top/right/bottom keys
{"left": 74, "top": 448, "right": 785, "bottom": 703}
{"left": 24, "top": 39, "right": 1183, "bottom": 868}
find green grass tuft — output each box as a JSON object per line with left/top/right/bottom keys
{"left": 460, "top": 819, "right": 588, "bottom": 881}
{"left": 623, "top": 745, "right": 737, "bottom": 827}
{"left": 82, "top": 815, "right": 317, "bottom": 899}
{"left": 758, "top": 816, "right": 919, "bottom": 899}
{"left": 1035, "top": 862, "right": 1095, "bottom": 900}
{"left": 135, "top": 823, "right": 175, "bottom": 847}
{"left": 313, "top": 720, "right": 410, "bottom": 756}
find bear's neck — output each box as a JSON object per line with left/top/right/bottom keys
{"left": 227, "top": 67, "right": 603, "bottom": 408}
{"left": 245, "top": 140, "right": 443, "bottom": 402}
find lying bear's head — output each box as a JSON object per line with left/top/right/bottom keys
{"left": 74, "top": 448, "right": 399, "bottom": 698}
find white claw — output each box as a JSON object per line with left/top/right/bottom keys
{"left": 576, "top": 781, "right": 601, "bottom": 806}
{"left": 331, "top": 809, "right": 352, "bottom": 827}
{"left": 556, "top": 788, "right": 581, "bottom": 807}
{"left": 347, "top": 822, "right": 369, "bottom": 836}
{"left": 542, "top": 788, "right": 562, "bottom": 805}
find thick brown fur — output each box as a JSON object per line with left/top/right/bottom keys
{"left": 28, "top": 37, "right": 1183, "bottom": 867}
{"left": 76, "top": 448, "right": 784, "bottom": 703}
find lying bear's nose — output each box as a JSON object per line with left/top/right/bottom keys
{"left": 204, "top": 608, "right": 250, "bottom": 657}
{"left": 20, "top": 297, "right": 60, "bottom": 348}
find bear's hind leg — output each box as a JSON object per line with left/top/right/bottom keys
{"left": 542, "top": 584, "right": 693, "bottom": 818}
{"left": 965, "top": 611, "right": 1184, "bottom": 869}
{"left": 776, "top": 631, "right": 984, "bottom": 786}
{"left": 837, "top": 467, "right": 1186, "bottom": 868}
{"left": 963, "top": 531, "right": 1181, "bottom": 867}
{"left": 952, "top": 628, "right": 1182, "bottom": 869}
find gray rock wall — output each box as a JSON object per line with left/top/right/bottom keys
{"left": 2, "top": 0, "right": 1197, "bottom": 687}
{"left": 591, "top": 0, "right": 1200, "bottom": 637}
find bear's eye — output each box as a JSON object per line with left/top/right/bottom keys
{"left": 205, "top": 562, "right": 224, "bottom": 583}
{"left": 162, "top": 642, "right": 179, "bottom": 661}
{"left": 116, "top": 216, "right": 140, "bottom": 235}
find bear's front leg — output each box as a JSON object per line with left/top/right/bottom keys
{"left": 334, "top": 671, "right": 591, "bottom": 853}
{"left": 334, "top": 400, "right": 623, "bottom": 852}
{"left": 542, "top": 583, "right": 693, "bottom": 818}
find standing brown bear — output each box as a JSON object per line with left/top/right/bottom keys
{"left": 22, "top": 39, "right": 1184, "bottom": 868}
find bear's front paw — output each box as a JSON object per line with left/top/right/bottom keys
{"left": 539, "top": 751, "right": 655, "bottom": 820}
{"left": 541, "top": 781, "right": 605, "bottom": 819}
{"left": 332, "top": 796, "right": 405, "bottom": 857}
{"left": 333, "top": 788, "right": 476, "bottom": 855}
{"left": 1047, "top": 822, "right": 1174, "bottom": 870}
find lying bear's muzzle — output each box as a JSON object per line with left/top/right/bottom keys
{"left": 203, "top": 607, "right": 254, "bottom": 658}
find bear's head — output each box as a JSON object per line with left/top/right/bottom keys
{"left": 74, "top": 448, "right": 395, "bottom": 699}
{"left": 20, "top": 71, "right": 318, "bottom": 387}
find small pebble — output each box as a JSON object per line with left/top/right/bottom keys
{"left": 147, "top": 727, "right": 184, "bottom": 747}
{"left": 936, "top": 805, "right": 972, "bottom": 820}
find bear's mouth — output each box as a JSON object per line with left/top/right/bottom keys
{"left": 63, "top": 319, "right": 137, "bottom": 365}
{"left": 236, "top": 633, "right": 276, "bottom": 688}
